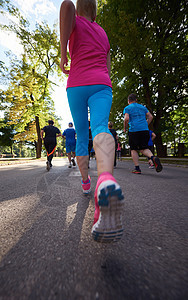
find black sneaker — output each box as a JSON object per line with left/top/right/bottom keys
{"left": 71, "top": 158, "right": 76, "bottom": 167}
{"left": 46, "top": 161, "right": 50, "bottom": 171}
{"left": 132, "top": 169, "right": 141, "bottom": 174}
{"left": 153, "top": 156, "right": 163, "bottom": 172}
{"left": 68, "top": 164, "right": 72, "bottom": 168}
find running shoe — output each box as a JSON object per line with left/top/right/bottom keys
{"left": 71, "top": 158, "right": 76, "bottom": 167}
{"left": 149, "top": 164, "right": 154, "bottom": 169}
{"left": 132, "top": 169, "right": 141, "bottom": 174}
{"left": 81, "top": 175, "right": 91, "bottom": 194}
{"left": 46, "top": 161, "right": 50, "bottom": 171}
{"left": 91, "top": 172, "right": 124, "bottom": 243}
{"left": 68, "top": 163, "right": 72, "bottom": 168}
{"left": 152, "top": 156, "right": 163, "bottom": 172}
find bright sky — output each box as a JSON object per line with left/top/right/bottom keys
{"left": 0, "top": 0, "right": 77, "bottom": 131}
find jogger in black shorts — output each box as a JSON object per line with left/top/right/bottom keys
{"left": 123, "top": 94, "right": 162, "bottom": 174}
{"left": 41, "top": 120, "right": 61, "bottom": 171}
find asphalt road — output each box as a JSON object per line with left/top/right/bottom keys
{"left": 0, "top": 158, "right": 187, "bottom": 300}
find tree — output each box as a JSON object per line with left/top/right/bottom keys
{"left": 0, "top": 117, "right": 15, "bottom": 154}
{"left": 3, "top": 54, "right": 60, "bottom": 158}
{"left": 162, "top": 105, "right": 188, "bottom": 156}
{"left": 97, "top": 0, "right": 187, "bottom": 156}
{"left": 1, "top": 3, "right": 62, "bottom": 158}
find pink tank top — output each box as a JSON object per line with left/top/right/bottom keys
{"left": 67, "top": 16, "right": 112, "bottom": 88}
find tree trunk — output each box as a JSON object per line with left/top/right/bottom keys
{"left": 142, "top": 76, "right": 153, "bottom": 113}
{"left": 153, "top": 107, "right": 166, "bottom": 157}
{"left": 154, "top": 132, "right": 166, "bottom": 157}
{"left": 30, "top": 93, "right": 42, "bottom": 159}
{"left": 178, "top": 143, "right": 185, "bottom": 158}
{"left": 35, "top": 116, "right": 42, "bottom": 159}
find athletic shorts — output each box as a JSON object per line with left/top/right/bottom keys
{"left": 44, "top": 140, "right": 57, "bottom": 159}
{"left": 129, "top": 130, "right": 150, "bottom": 150}
{"left": 66, "top": 143, "right": 76, "bottom": 153}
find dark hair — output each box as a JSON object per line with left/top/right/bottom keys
{"left": 128, "top": 93, "right": 137, "bottom": 102}
{"left": 48, "top": 120, "right": 54, "bottom": 125}
{"left": 108, "top": 121, "right": 113, "bottom": 129}
{"left": 69, "top": 122, "right": 73, "bottom": 127}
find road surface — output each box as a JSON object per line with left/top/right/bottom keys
{"left": 0, "top": 158, "right": 187, "bottom": 299}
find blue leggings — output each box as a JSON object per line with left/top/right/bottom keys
{"left": 67, "top": 85, "right": 112, "bottom": 156}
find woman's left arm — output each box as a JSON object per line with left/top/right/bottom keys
{"left": 107, "top": 51, "right": 111, "bottom": 77}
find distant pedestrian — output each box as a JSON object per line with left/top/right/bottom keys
{"left": 62, "top": 122, "right": 76, "bottom": 168}
{"left": 108, "top": 121, "right": 118, "bottom": 168}
{"left": 41, "top": 120, "right": 61, "bottom": 171}
{"left": 123, "top": 93, "right": 162, "bottom": 174}
{"left": 117, "top": 142, "right": 122, "bottom": 161}
{"left": 148, "top": 130, "right": 156, "bottom": 168}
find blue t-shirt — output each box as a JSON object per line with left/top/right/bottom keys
{"left": 63, "top": 128, "right": 76, "bottom": 145}
{"left": 123, "top": 103, "right": 149, "bottom": 132}
{"left": 148, "top": 130, "right": 154, "bottom": 146}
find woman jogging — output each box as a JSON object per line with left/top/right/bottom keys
{"left": 59, "top": 0, "right": 124, "bottom": 243}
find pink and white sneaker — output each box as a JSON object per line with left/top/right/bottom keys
{"left": 81, "top": 175, "right": 91, "bottom": 194}
{"left": 91, "top": 172, "right": 124, "bottom": 243}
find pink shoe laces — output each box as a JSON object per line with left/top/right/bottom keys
{"left": 93, "top": 172, "right": 117, "bottom": 224}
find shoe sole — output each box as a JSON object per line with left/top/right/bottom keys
{"left": 82, "top": 188, "right": 91, "bottom": 194}
{"left": 132, "top": 171, "right": 141, "bottom": 174}
{"left": 92, "top": 181, "right": 124, "bottom": 243}
{"left": 153, "top": 157, "right": 163, "bottom": 172}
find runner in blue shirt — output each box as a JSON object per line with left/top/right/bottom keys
{"left": 123, "top": 93, "right": 162, "bottom": 174}
{"left": 62, "top": 122, "right": 76, "bottom": 168}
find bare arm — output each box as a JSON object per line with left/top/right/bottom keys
{"left": 146, "top": 111, "right": 153, "bottom": 126}
{"left": 107, "top": 51, "right": 111, "bottom": 77}
{"left": 151, "top": 132, "right": 156, "bottom": 141}
{"left": 41, "top": 129, "right": 44, "bottom": 140}
{"left": 59, "top": 0, "right": 76, "bottom": 74}
{"left": 124, "top": 113, "right": 129, "bottom": 132}
{"left": 56, "top": 133, "right": 62, "bottom": 137}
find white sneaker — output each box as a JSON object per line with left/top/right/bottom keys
{"left": 92, "top": 178, "right": 124, "bottom": 243}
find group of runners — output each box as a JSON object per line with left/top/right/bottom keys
{"left": 41, "top": 121, "right": 76, "bottom": 171}
{"left": 41, "top": 0, "right": 163, "bottom": 243}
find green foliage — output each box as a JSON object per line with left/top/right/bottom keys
{"left": 0, "top": 142, "right": 36, "bottom": 157}
{"left": 2, "top": 55, "right": 57, "bottom": 142}
{"left": 0, "top": 2, "right": 62, "bottom": 156}
{"left": 162, "top": 105, "right": 188, "bottom": 150}
{"left": 0, "top": 117, "right": 14, "bottom": 151}
{"left": 97, "top": 0, "right": 187, "bottom": 154}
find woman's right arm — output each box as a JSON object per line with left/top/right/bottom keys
{"left": 59, "top": 0, "right": 76, "bottom": 74}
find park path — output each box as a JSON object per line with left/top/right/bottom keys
{"left": 0, "top": 158, "right": 187, "bottom": 300}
